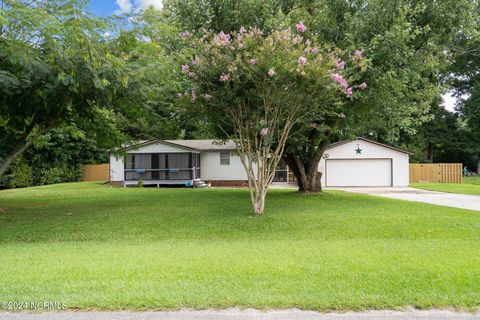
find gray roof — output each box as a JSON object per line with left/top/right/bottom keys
{"left": 164, "top": 139, "right": 237, "bottom": 151}
{"left": 122, "top": 137, "right": 411, "bottom": 154}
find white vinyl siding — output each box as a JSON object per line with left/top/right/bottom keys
{"left": 319, "top": 139, "right": 410, "bottom": 187}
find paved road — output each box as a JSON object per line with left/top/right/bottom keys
{"left": 1, "top": 309, "right": 479, "bottom": 320}
{"left": 330, "top": 187, "right": 480, "bottom": 211}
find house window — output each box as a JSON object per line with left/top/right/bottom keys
{"left": 220, "top": 152, "right": 230, "bottom": 165}
{"left": 126, "top": 154, "right": 136, "bottom": 169}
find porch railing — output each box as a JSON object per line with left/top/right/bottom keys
{"left": 124, "top": 167, "right": 201, "bottom": 181}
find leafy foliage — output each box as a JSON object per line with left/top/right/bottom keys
{"left": 0, "top": 0, "right": 156, "bottom": 178}
{"left": 177, "top": 25, "right": 366, "bottom": 212}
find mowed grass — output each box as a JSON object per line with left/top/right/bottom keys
{"left": 0, "top": 182, "right": 479, "bottom": 311}
{"left": 411, "top": 176, "right": 480, "bottom": 196}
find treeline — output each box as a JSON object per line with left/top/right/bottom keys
{"left": 1, "top": 0, "right": 479, "bottom": 189}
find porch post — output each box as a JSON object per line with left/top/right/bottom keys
{"left": 189, "top": 153, "right": 193, "bottom": 180}
{"left": 165, "top": 154, "right": 169, "bottom": 180}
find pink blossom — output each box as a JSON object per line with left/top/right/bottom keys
{"left": 239, "top": 26, "right": 247, "bottom": 33}
{"left": 345, "top": 87, "right": 353, "bottom": 97}
{"left": 298, "top": 56, "right": 307, "bottom": 65}
{"left": 238, "top": 43, "right": 244, "bottom": 49}
{"left": 219, "top": 73, "right": 230, "bottom": 82}
{"left": 181, "top": 64, "right": 189, "bottom": 72}
{"left": 188, "top": 72, "right": 195, "bottom": 78}
{"left": 249, "top": 59, "right": 257, "bottom": 65}
{"left": 268, "top": 68, "right": 275, "bottom": 77}
{"left": 213, "top": 31, "right": 231, "bottom": 46}
{"left": 311, "top": 46, "right": 319, "bottom": 54}
{"left": 330, "top": 73, "right": 348, "bottom": 89}
{"left": 204, "top": 93, "right": 212, "bottom": 100}
{"left": 330, "top": 73, "right": 341, "bottom": 82}
{"left": 296, "top": 21, "right": 307, "bottom": 33}
{"left": 191, "top": 56, "right": 199, "bottom": 65}
{"left": 176, "top": 93, "right": 183, "bottom": 98}
{"left": 191, "top": 90, "right": 197, "bottom": 101}
{"left": 336, "top": 60, "right": 345, "bottom": 70}
{"left": 358, "top": 82, "right": 368, "bottom": 90}
{"left": 259, "top": 127, "right": 269, "bottom": 136}
{"left": 354, "top": 49, "right": 363, "bottom": 60}
{"left": 305, "top": 39, "right": 311, "bottom": 46}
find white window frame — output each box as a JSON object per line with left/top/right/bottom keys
{"left": 220, "top": 152, "right": 230, "bottom": 165}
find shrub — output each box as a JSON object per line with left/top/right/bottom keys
{"left": 1, "top": 158, "right": 33, "bottom": 188}
{"left": 34, "top": 166, "right": 83, "bottom": 186}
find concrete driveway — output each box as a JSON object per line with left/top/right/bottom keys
{"left": 329, "top": 187, "right": 480, "bottom": 211}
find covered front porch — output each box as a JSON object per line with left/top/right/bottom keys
{"left": 124, "top": 152, "right": 201, "bottom": 186}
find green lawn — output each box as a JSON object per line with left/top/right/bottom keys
{"left": 411, "top": 176, "right": 480, "bottom": 195}
{"left": 0, "top": 182, "right": 479, "bottom": 311}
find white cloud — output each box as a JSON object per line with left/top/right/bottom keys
{"left": 135, "top": 0, "right": 163, "bottom": 11}
{"left": 115, "top": 0, "right": 162, "bottom": 15}
{"left": 442, "top": 92, "right": 456, "bottom": 112}
{"left": 115, "top": 0, "right": 133, "bottom": 14}
{"left": 441, "top": 90, "right": 470, "bottom": 112}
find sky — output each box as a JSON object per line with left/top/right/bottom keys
{"left": 88, "top": 0, "right": 162, "bottom": 16}
{"left": 442, "top": 92, "right": 457, "bottom": 112}
{"left": 88, "top": 0, "right": 459, "bottom": 112}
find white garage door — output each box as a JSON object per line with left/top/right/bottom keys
{"left": 326, "top": 159, "right": 392, "bottom": 187}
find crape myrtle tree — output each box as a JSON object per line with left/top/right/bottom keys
{"left": 176, "top": 24, "right": 366, "bottom": 214}
{"left": 161, "top": 0, "right": 476, "bottom": 192}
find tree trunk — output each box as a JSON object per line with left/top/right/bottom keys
{"left": 477, "top": 159, "right": 480, "bottom": 174}
{"left": 297, "top": 171, "right": 323, "bottom": 192}
{"left": 252, "top": 188, "right": 266, "bottom": 215}
{"left": 427, "top": 143, "right": 434, "bottom": 162}
{"left": 284, "top": 140, "right": 328, "bottom": 193}
{"left": 0, "top": 139, "right": 35, "bottom": 179}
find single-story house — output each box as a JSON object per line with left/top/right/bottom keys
{"left": 109, "top": 137, "right": 411, "bottom": 187}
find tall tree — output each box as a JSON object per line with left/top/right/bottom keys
{"left": 450, "top": 26, "right": 480, "bottom": 173}
{"left": 159, "top": 0, "right": 477, "bottom": 191}
{"left": 282, "top": 0, "right": 476, "bottom": 191}
{"left": 0, "top": 0, "right": 152, "bottom": 178}
{"left": 177, "top": 27, "right": 365, "bottom": 213}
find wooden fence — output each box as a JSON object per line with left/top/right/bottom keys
{"left": 409, "top": 163, "right": 463, "bottom": 183}
{"left": 82, "top": 164, "right": 110, "bottom": 182}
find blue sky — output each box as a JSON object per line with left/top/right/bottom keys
{"left": 88, "top": 0, "right": 163, "bottom": 16}
{"left": 89, "top": 0, "right": 117, "bottom": 16}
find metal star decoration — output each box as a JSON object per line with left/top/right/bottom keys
{"left": 355, "top": 146, "right": 362, "bottom": 154}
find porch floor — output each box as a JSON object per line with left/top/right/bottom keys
{"left": 123, "top": 180, "right": 194, "bottom": 186}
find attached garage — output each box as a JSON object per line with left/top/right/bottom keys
{"left": 319, "top": 138, "right": 411, "bottom": 187}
